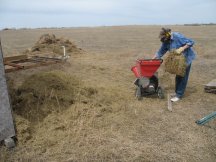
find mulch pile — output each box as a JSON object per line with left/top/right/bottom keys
{"left": 23, "top": 34, "right": 83, "bottom": 56}
{"left": 11, "top": 70, "right": 82, "bottom": 122}
{"left": 10, "top": 70, "right": 98, "bottom": 123}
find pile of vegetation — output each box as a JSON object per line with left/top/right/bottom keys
{"left": 11, "top": 70, "right": 96, "bottom": 122}
{"left": 23, "top": 34, "right": 83, "bottom": 56}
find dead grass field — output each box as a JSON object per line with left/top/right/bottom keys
{"left": 0, "top": 25, "right": 216, "bottom": 162}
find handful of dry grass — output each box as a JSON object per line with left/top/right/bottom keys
{"left": 164, "top": 50, "right": 187, "bottom": 77}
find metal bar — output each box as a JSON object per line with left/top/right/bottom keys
{"left": 32, "top": 56, "right": 63, "bottom": 61}
{"left": 29, "top": 58, "right": 61, "bottom": 63}
{"left": 196, "top": 111, "right": 216, "bottom": 125}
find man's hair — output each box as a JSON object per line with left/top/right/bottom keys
{"left": 159, "top": 28, "right": 171, "bottom": 38}
{"left": 159, "top": 28, "right": 171, "bottom": 42}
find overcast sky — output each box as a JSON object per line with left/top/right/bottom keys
{"left": 0, "top": 0, "right": 216, "bottom": 29}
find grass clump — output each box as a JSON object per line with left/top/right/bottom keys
{"left": 13, "top": 70, "right": 82, "bottom": 122}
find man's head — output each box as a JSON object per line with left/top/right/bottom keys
{"left": 159, "top": 28, "right": 171, "bottom": 43}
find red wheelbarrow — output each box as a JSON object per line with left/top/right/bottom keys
{"left": 131, "top": 59, "right": 164, "bottom": 100}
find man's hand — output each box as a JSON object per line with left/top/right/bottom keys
{"left": 176, "top": 47, "right": 185, "bottom": 54}
{"left": 176, "top": 44, "right": 190, "bottom": 54}
{"left": 152, "top": 55, "right": 159, "bottom": 59}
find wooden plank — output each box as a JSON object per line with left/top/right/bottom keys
{"left": 205, "top": 79, "right": 216, "bottom": 88}
{"left": 167, "top": 93, "right": 172, "bottom": 112}
{"left": 3, "top": 54, "right": 28, "bottom": 62}
{"left": 204, "top": 79, "right": 216, "bottom": 93}
{"left": 4, "top": 62, "right": 24, "bottom": 69}
{"left": 5, "top": 60, "right": 62, "bottom": 73}
{"left": 3, "top": 54, "right": 63, "bottom": 73}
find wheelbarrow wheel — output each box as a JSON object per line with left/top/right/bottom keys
{"left": 135, "top": 86, "right": 142, "bottom": 100}
{"left": 157, "top": 86, "right": 164, "bottom": 99}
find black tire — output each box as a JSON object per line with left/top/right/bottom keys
{"left": 135, "top": 87, "right": 142, "bottom": 100}
{"left": 157, "top": 86, "right": 164, "bottom": 99}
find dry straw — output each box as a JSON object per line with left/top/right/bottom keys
{"left": 164, "top": 50, "right": 187, "bottom": 77}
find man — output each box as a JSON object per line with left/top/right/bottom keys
{"left": 153, "top": 28, "right": 196, "bottom": 102}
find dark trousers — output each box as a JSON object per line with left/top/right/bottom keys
{"left": 175, "top": 64, "right": 191, "bottom": 98}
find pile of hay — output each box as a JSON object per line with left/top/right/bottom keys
{"left": 14, "top": 114, "right": 32, "bottom": 144}
{"left": 164, "top": 50, "right": 187, "bottom": 77}
{"left": 12, "top": 70, "right": 84, "bottom": 122}
{"left": 23, "top": 34, "right": 83, "bottom": 56}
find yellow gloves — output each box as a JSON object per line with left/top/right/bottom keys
{"left": 176, "top": 47, "right": 185, "bottom": 54}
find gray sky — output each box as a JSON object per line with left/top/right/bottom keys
{"left": 0, "top": 0, "right": 216, "bottom": 29}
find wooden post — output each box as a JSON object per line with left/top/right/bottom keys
{"left": 167, "top": 93, "right": 172, "bottom": 112}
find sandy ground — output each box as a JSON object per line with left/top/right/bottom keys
{"left": 0, "top": 25, "right": 216, "bottom": 162}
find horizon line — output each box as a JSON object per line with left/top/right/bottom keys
{"left": 1, "top": 23, "right": 216, "bottom": 30}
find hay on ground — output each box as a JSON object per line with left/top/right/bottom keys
{"left": 12, "top": 70, "right": 82, "bottom": 122}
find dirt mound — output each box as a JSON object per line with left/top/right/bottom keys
{"left": 23, "top": 34, "right": 83, "bottom": 55}
{"left": 12, "top": 70, "right": 89, "bottom": 122}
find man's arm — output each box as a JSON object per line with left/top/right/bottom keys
{"left": 153, "top": 43, "right": 169, "bottom": 59}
